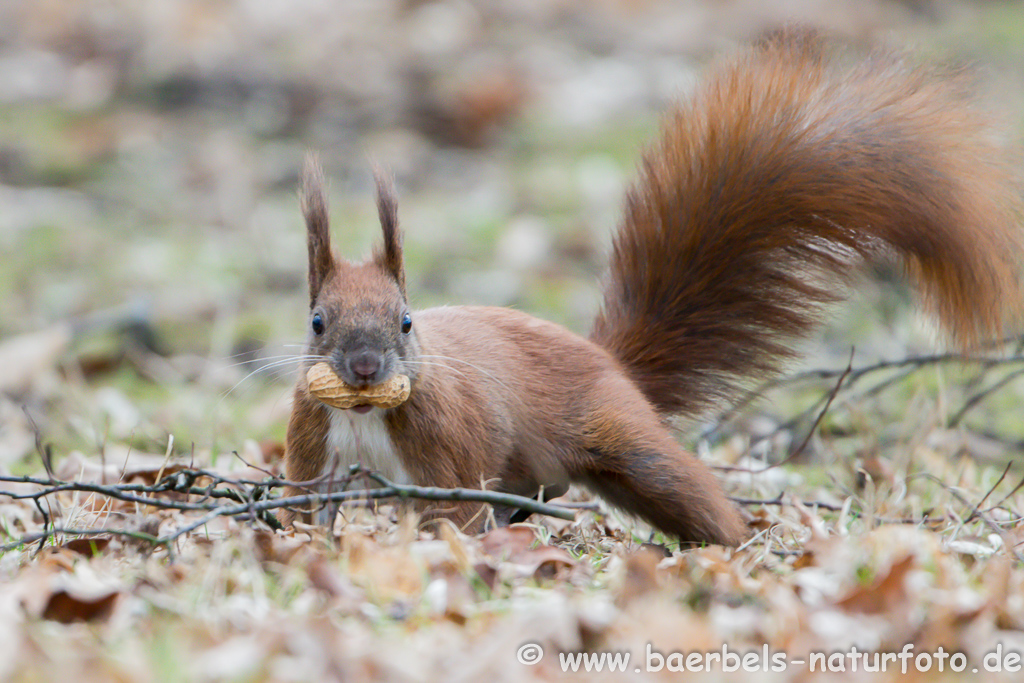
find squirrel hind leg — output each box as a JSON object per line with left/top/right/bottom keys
{"left": 577, "top": 442, "right": 747, "bottom": 547}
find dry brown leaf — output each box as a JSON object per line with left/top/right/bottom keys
{"left": 437, "top": 520, "right": 472, "bottom": 573}
{"left": 916, "top": 603, "right": 989, "bottom": 653}
{"left": 38, "top": 547, "right": 79, "bottom": 572}
{"left": 616, "top": 547, "right": 662, "bottom": 607}
{"left": 836, "top": 553, "right": 915, "bottom": 615}
{"left": 796, "top": 531, "right": 843, "bottom": 570}
{"left": 15, "top": 561, "right": 123, "bottom": 625}
{"left": 306, "top": 555, "right": 363, "bottom": 603}
{"left": 745, "top": 506, "right": 777, "bottom": 533}
{"left": 861, "top": 454, "right": 896, "bottom": 486}
{"left": 791, "top": 496, "right": 830, "bottom": 542}
{"left": 59, "top": 536, "right": 111, "bottom": 557}
{"left": 426, "top": 561, "right": 478, "bottom": 623}
{"left": 791, "top": 550, "right": 816, "bottom": 570}
{"left": 472, "top": 562, "right": 498, "bottom": 591}
{"left": 982, "top": 555, "right": 1024, "bottom": 630}
{"left": 0, "top": 324, "right": 72, "bottom": 393}
{"left": 478, "top": 525, "right": 577, "bottom": 581}
{"left": 253, "top": 529, "right": 307, "bottom": 566}
{"left": 41, "top": 587, "right": 119, "bottom": 624}
{"left": 0, "top": 501, "right": 35, "bottom": 534}
{"left": 478, "top": 525, "right": 537, "bottom": 559}
{"left": 342, "top": 531, "right": 425, "bottom": 600}
{"left": 689, "top": 545, "right": 736, "bottom": 575}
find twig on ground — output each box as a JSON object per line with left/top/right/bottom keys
{"left": 159, "top": 473, "right": 577, "bottom": 545}
{"left": 0, "top": 527, "right": 165, "bottom": 554}
{"left": 948, "top": 367, "right": 1024, "bottom": 427}
{"left": 911, "top": 472, "right": 1024, "bottom": 563}
{"left": 0, "top": 468, "right": 578, "bottom": 554}
{"left": 717, "top": 349, "right": 854, "bottom": 474}
{"left": 730, "top": 494, "right": 956, "bottom": 527}
{"left": 706, "top": 336, "right": 1024, "bottom": 448}
{"left": 966, "top": 462, "right": 1013, "bottom": 523}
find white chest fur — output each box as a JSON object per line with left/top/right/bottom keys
{"left": 321, "top": 406, "right": 411, "bottom": 489}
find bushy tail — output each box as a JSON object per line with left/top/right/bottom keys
{"left": 591, "top": 30, "right": 1024, "bottom": 418}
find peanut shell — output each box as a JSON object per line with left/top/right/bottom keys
{"left": 306, "top": 362, "right": 410, "bottom": 409}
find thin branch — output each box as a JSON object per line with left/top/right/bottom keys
{"left": 159, "top": 474, "right": 578, "bottom": 544}
{"left": 718, "top": 349, "right": 854, "bottom": 474}
{"left": 0, "top": 468, "right": 579, "bottom": 552}
{"left": 988, "top": 473, "right": 1024, "bottom": 515}
{"left": 911, "top": 472, "right": 1024, "bottom": 563}
{"left": 965, "top": 462, "right": 1013, "bottom": 524}
{"left": 0, "top": 475, "right": 224, "bottom": 511}
{"left": 948, "top": 367, "right": 1024, "bottom": 427}
{"left": 0, "top": 527, "right": 165, "bottom": 554}
{"left": 730, "top": 494, "right": 955, "bottom": 526}
{"left": 731, "top": 494, "right": 843, "bottom": 512}
{"left": 709, "top": 336, "right": 1024, "bottom": 442}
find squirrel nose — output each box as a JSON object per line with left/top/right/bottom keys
{"left": 348, "top": 351, "right": 383, "bottom": 383}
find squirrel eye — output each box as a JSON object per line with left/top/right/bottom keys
{"left": 311, "top": 313, "right": 325, "bottom": 335}
{"left": 401, "top": 313, "right": 413, "bottom": 334}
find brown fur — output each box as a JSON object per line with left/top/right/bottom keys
{"left": 592, "top": 31, "right": 1024, "bottom": 417}
{"left": 283, "top": 31, "right": 1022, "bottom": 546}
{"left": 278, "top": 379, "right": 331, "bottom": 526}
{"left": 372, "top": 168, "right": 405, "bottom": 298}
{"left": 301, "top": 155, "right": 334, "bottom": 306}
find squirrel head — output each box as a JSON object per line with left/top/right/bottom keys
{"left": 300, "top": 155, "right": 417, "bottom": 389}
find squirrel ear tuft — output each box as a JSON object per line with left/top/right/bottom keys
{"left": 372, "top": 167, "right": 406, "bottom": 298}
{"left": 302, "top": 153, "right": 335, "bottom": 305}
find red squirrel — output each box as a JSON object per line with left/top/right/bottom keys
{"left": 279, "top": 31, "right": 1023, "bottom": 546}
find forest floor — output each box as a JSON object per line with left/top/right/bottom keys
{"left": 2, "top": 1, "right": 1024, "bottom": 680}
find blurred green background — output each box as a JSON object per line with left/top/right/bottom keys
{"left": 1, "top": 0, "right": 1022, "bottom": 467}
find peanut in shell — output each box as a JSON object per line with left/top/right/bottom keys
{"left": 306, "top": 362, "right": 410, "bottom": 409}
